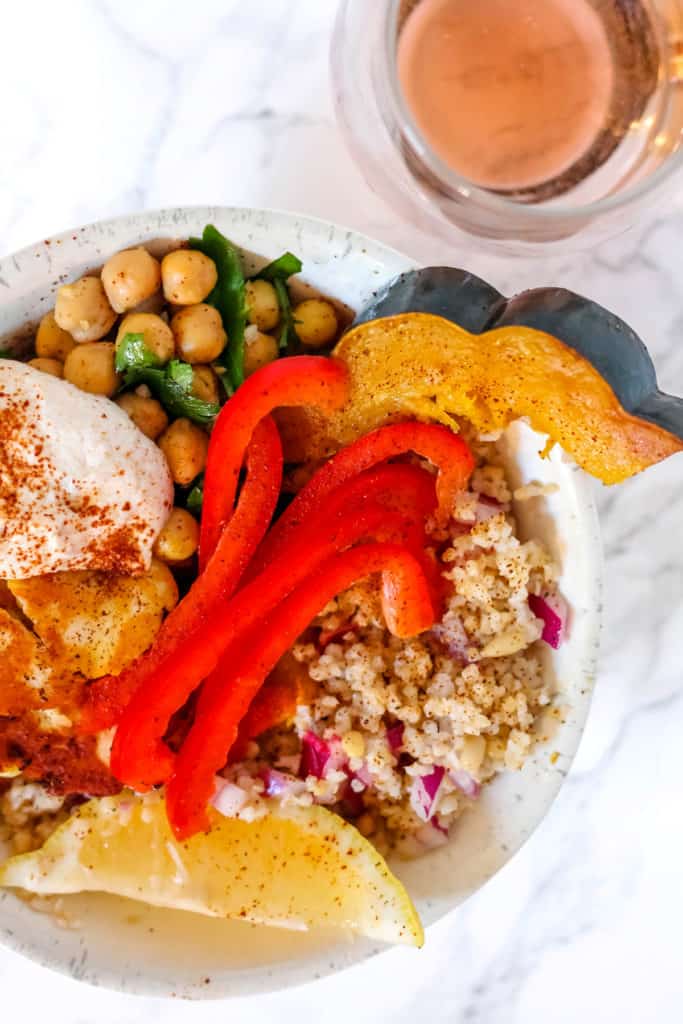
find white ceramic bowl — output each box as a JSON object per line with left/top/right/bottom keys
{"left": 0, "top": 207, "right": 602, "bottom": 998}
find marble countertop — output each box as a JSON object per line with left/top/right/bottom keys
{"left": 1, "top": 1, "right": 682, "bottom": 1021}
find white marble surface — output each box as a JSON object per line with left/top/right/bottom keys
{"left": 1, "top": 1, "right": 682, "bottom": 1020}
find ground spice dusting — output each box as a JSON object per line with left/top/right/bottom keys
{"left": 0, "top": 718, "right": 119, "bottom": 796}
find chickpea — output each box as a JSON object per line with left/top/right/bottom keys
{"left": 191, "top": 365, "right": 220, "bottom": 405}
{"left": 161, "top": 250, "right": 217, "bottom": 305}
{"left": 55, "top": 276, "right": 116, "bottom": 343}
{"left": 153, "top": 507, "right": 200, "bottom": 563}
{"left": 101, "top": 247, "right": 161, "bottom": 314}
{"left": 149, "top": 558, "right": 179, "bottom": 611}
{"left": 293, "top": 298, "right": 339, "bottom": 348}
{"left": 243, "top": 326, "right": 279, "bottom": 376}
{"left": 171, "top": 304, "right": 227, "bottom": 364}
{"left": 64, "top": 342, "right": 119, "bottom": 396}
{"left": 157, "top": 418, "right": 209, "bottom": 485}
{"left": 115, "top": 392, "right": 169, "bottom": 440}
{"left": 28, "top": 357, "right": 63, "bottom": 378}
{"left": 116, "top": 312, "right": 175, "bottom": 365}
{"left": 35, "top": 310, "right": 76, "bottom": 361}
{"left": 245, "top": 279, "right": 280, "bottom": 332}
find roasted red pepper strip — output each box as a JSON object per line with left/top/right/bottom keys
{"left": 81, "top": 416, "right": 283, "bottom": 734}
{"left": 199, "top": 355, "right": 349, "bottom": 569}
{"left": 199, "top": 469, "right": 436, "bottom": 720}
{"left": 110, "top": 464, "right": 436, "bottom": 789}
{"left": 251, "top": 421, "right": 474, "bottom": 574}
{"left": 205, "top": 475, "right": 438, "bottom": 757}
{"left": 166, "top": 542, "right": 435, "bottom": 838}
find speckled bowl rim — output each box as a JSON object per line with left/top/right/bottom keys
{"left": 0, "top": 206, "right": 603, "bottom": 999}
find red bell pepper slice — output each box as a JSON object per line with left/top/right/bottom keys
{"left": 251, "top": 421, "right": 474, "bottom": 574}
{"left": 110, "top": 463, "right": 437, "bottom": 789}
{"left": 197, "top": 464, "right": 438, "bottom": 756}
{"left": 199, "top": 355, "right": 349, "bottom": 569}
{"left": 81, "top": 415, "right": 283, "bottom": 734}
{"left": 165, "top": 542, "right": 435, "bottom": 839}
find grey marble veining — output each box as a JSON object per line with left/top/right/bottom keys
{"left": 1, "top": 0, "right": 682, "bottom": 1020}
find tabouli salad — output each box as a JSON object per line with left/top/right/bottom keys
{"left": 0, "top": 224, "right": 675, "bottom": 946}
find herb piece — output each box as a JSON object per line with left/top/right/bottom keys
{"left": 115, "top": 332, "right": 162, "bottom": 374}
{"left": 166, "top": 359, "right": 194, "bottom": 392}
{"left": 273, "top": 278, "right": 300, "bottom": 352}
{"left": 257, "top": 252, "right": 302, "bottom": 282}
{"left": 146, "top": 361, "right": 219, "bottom": 426}
{"left": 186, "top": 476, "right": 204, "bottom": 514}
{"left": 117, "top": 333, "right": 219, "bottom": 426}
{"left": 189, "top": 225, "right": 247, "bottom": 392}
{"left": 0, "top": 349, "right": 12, "bottom": 359}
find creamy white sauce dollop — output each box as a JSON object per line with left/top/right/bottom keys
{"left": 0, "top": 361, "right": 173, "bottom": 579}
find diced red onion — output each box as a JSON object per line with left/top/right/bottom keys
{"left": 409, "top": 765, "right": 445, "bottom": 822}
{"left": 386, "top": 723, "right": 405, "bottom": 753}
{"left": 423, "top": 766, "right": 445, "bottom": 801}
{"left": 350, "top": 762, "right": 373, "bottom": 788}
{"left": 450, "top": 769, "right": 481, "bottom": 800}
{"left": 326, "top": 736, "right": 348, "bottom": 773}
{"left": 475, "top": 498, "right": 504, "bottom": 523}
{"left": 397, "top": 820, "right": 449, "bottom": 857}
{"left": 211, "top": 779, "right": 248, "bottom": 818}
{"left": 431, "top": 616, "right": 473, "bottom": 664}
{"left": 259, "top": 768, "right": 306, "bottom": 798}
{"left": 449, "top": 519, "right": 475, "bottom": 537}
{"left": 299, "top": 731, "right": 331, "bottom": 779}
{"left": 451, "top": 494, "right": 505, "bottom": 531}
{"left": 415, "top": 821, "right": 449, "bottom": 849}
{"left": 300, "top": 732, "right": 347, "bottom": 781}
{"left": 528, "top": 592, "right": 568, "bottom": 650}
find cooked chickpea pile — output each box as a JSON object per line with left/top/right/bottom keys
{"left": 23, "top": 240, "right": 341, "bottom": 570}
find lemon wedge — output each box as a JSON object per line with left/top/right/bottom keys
{"left": 0, "top": 791, "right": 423, "bottom": 946}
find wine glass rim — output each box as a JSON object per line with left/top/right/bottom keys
{"left": 385, "top": 0, "right": 683, "bottom": 223}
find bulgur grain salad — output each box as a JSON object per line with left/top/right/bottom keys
{"left": 0, "top": 224, "right": 657, "bottom": 946}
